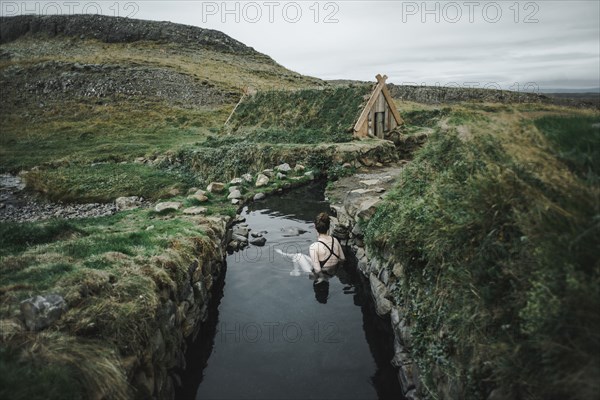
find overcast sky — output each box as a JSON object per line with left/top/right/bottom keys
{"left": 6, "top": 1, "right": 600, "bottom": 90}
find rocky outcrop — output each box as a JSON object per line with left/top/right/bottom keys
{"left": 387, "top": 83, "right": 548, "bottom": 105}
{"left": 0, "top": 14, "right": 261, "bottom": 55}
{"left": 0, "top": 61, "right": 234, "bottom": 110}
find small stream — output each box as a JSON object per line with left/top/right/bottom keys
{"left": 177, "top": 182, "right": 403, "bottom": 400}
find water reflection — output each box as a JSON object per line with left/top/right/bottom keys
{"left": 312, "top": 280, "right": 330, "bottom": 304}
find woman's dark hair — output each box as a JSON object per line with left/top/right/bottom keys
{"left": 315, "top": 212, "right": 330, "bottom": 234}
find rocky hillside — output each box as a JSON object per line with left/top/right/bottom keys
{"left": 0, "top": 14, "right": 259, "bottom": 53}
{"left": 0, "top": 14, "right": 323, "bottom": 173}
{"left": 0, "top": 14, "right": 323, "bottom": 108}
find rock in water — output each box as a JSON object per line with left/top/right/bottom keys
{"left": 281, "top": 226, "right": 308, "bottom": 237}
{"left": 232, "top": 225, "right": 249, "bottom": 237}
{"left": 253, "top": 193, "right": 266, "bottom": 201}
{"left": 249, "top": 236, "right": 267, "bottom": 246}
{"left": 20, "top": 294, "right": 67, "bottom": 331}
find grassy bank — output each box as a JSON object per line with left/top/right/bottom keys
{"left": 0, "top": 209, "right": 212, "bottom": 398}
{"left": 365, "top": 108, "right": 600, "bottom": 399}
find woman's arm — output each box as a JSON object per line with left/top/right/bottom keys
{"left": 309, "top": 243, "right": 322, "bottom": 273}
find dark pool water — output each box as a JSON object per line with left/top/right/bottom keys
{"left": 177, "top": 182, "right": 403, "bottom": 400}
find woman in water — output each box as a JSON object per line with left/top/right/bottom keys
{"left": 309, "top": 212, "right": 345, "bottom": 284}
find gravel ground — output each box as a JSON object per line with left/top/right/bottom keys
{"left": 0, "top": 174, "right": 117, "bottom": 223}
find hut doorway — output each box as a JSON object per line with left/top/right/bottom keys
{"left": 374, "top": 112, "right": 385, "bottom": 138}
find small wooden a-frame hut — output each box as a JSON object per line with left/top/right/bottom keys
{"left": 353, "top": 74, "right": 403, "bottom": 138}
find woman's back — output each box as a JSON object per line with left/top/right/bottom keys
{"left": 309, "top": 234, "right": 345, "bottom": 271}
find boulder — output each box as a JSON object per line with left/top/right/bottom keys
{"left": 232, "top": 233, "right": 248, "bottom": 243}
{"left": 115, "top": 196, "right": 142, "bottom": 211}
{"left": 356, "top": 197, "right": 381, "bottom": 221}
{"left": 232, "top": 225, "right": 249, "bottom": 237}
{"left": 276, "top": 163, "right": 292, "bottom": 173}
{"left": 304, "top": 171, "right": 315, "bottom": 180}
{"left": 187, "top": 193, "right": 208, "bottom": 203}
{"left": 360, "top": 157, "right": 374, "bottom": 167}
{"left": 249, "top": 236, "right": 267, "bottom": 246}
{"left": 253, "top": 192, "right": 266, "bottom": 201}
{"left": 20, "top": 294, "right": 67, "bottom": 331}
{"left": 276, "top": 172, "right": 286, "bottom": 180}
{"left": 167, "top": 188, "right": 180, "bottom": 196}
{"left": 262, "top": 169, "right": 274, "bottom": 177}
{"left": 241, "top": 173, "right": 253, "bottom": 183}
{"left": 206, "top": 182, "right": 225, "bottom": 193}
{"left": 360, "top": 179, "right": 381, "bottom": 186}
{"left": 231, "top": 199, "right": 240, "bottom": 205}
{"left": 255, "top": 174, "right": 269, "bottom": 187}
{"left": 369, "top": 273, "right": 392, "bottom": 316}
{"left": 294, "top": 164, "right": 305, "bottom": 172}
{"left": 230, "top": 178, "right": 243, "bottom": 185}
{"left": 183, "top": 207, "right": 207, "bottom": 215}
{"left": 155, "top": 202, "right": 181, "bottom": 212}
{"left": 227, "top": 189, "right": 242, "bottom": 200}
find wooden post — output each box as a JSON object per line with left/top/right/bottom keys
{"left": 224, "top": 87, "right": 250, "bottom": 127}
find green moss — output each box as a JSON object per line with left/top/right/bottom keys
{"left": 228, "top": 86, "right": 371, "bottom": 137}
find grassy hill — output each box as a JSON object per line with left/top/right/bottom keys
{"left": 365, "top": 103, "right": 600, "bottom": 399}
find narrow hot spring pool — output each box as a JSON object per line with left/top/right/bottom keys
{"left": 177, "top": 182, "right": 403, "bottom": 400}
